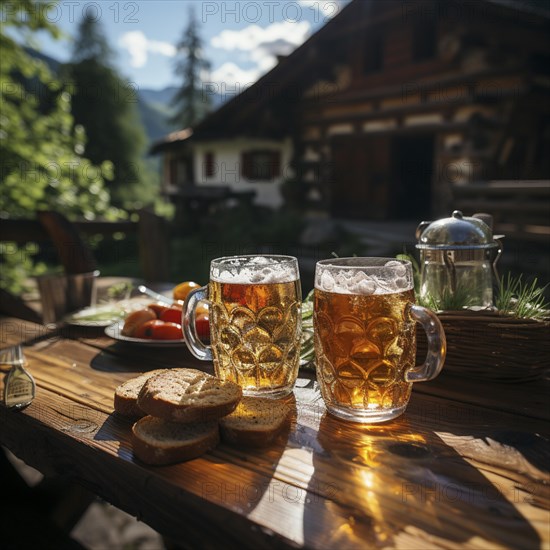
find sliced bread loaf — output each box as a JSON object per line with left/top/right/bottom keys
{"left": 132, "top": 416, "right": 219, "bottom": 465}
{"left": 114, "top": 369, "right": 168, "bottom": 418}
{"left": 137, "top": 368, "right": 242, "bottom": 423}
{"left": 219, "top": 396, "right": 293, "bottom": 447}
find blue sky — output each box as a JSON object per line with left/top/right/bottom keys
{"left": 29, "top": 0, "right": 348, "bottom": 90}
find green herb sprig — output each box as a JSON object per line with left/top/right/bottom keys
{"left": 300, "top": 289, "right": 315, "bottom": 368}
{"left": 495, "top": 273, "right": 549, "bottom": 320}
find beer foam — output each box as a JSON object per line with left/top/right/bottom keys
{"left": 315, "top": 260, "right": 413, "bottom": 295}
{"left": 211, "top": 256, "right": 298, "bottom": 284}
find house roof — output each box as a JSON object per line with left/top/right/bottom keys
{"left": 149, "top": 128, "right": 193, "bottom": 155}
{"left": 149, "top": 0, "right": 549, "bottom": 155}
{"left": 149, "top": 0, "right": 359, "bottom": 154}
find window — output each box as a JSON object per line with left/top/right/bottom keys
{"left": 413, "top": 20, "right": 436, "bottom": 62}
{"left": 204, "top": 152, "right": 215, "bottom": 178}
{"left": 241, "top": 150, "right": 281, "bottom": 181}
{"left": 364, "top": 34, "right": 383, "bottom": 74}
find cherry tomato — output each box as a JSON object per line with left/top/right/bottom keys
{"left": 134, "top": 319, "right": 163, "bottom": 339}
{"left": 153, "top": 322, "right": 183, "bottom": 340}
{"left": 134, "top": 320, "right": 182, "bottom": 340}
{"left": 195, "top": 314, "right": 210, "bottom": 340}
{"left": 121, "top": 308, "right": 156, "bottom": 336}
{"left": 147, "top": 303, "right": 169, "bottom": 318}
{"left": 173, "top": 281, "right": 200, "bottom": 302}
{"left": 160, "top": 306, "right": 183, "bottom": 324}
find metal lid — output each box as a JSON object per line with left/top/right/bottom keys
{"left": 416, "top": 210, "right": 499, "bottom": 250}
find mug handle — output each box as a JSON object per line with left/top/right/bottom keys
{"left": 406, "top": 305, "right": 446, "bottom": 382}
{"left": 182, "top": 285, "right": 212, "bottom": 361}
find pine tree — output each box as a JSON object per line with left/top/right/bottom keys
{"left": 71, "top": 12, "right": 113, "bottom": 64}
{"left": 171, "top": 8, "right": 212, "bottom": 128}
{"left": 64, "top": 14, "right": 153, "bottom": 208}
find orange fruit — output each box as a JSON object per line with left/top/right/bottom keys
{"left": 173, "top": 281, "right": 200, "bottom": 302}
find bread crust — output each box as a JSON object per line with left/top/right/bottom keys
{"left": 114, "top": 369, "right": 168, "bottom": 418}
{"left": 113, "top": 393, "right": 144, "bottom": 418}
{"left": 219, "top": 397, "right": 293, "bottom": 448}
{"left": 137, "top": 368, "right": 242, "bottom": 423}
{"left": 131, "top": 417, "right": 219, "bottom": 465}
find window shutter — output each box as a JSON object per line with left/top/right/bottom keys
{"left": 241, "top": 152, "right": 252, "bottom": 179}
{"left": 204, "top": 152, "right": 215, "bottom": 177}
{"left": 271, "top": 151, "right": 281, "bottom": 178}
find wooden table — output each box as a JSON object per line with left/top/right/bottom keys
{"left": 0, "top": 317, "right": 548, "bottom": 549}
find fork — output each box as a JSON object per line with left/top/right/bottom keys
{"left": 1, "top": 345, "right": 36, "bottom": 409}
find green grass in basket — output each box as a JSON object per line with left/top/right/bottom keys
{"left": 495, "top": 273, "right": 549, "bottom": 320}
{"left": 420, "top": 283, "right": 479, "bottom": 311}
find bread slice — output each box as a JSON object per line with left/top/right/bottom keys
{"left": 132, "top": 416, "right": 219, "bottom": 465}
{"left": 219, "top": 396, "right": 293, "bottom": 447}
{"left": 137, "top": 368, "right": 242, "bottom": 423}
{"left": 114, "top": 369, "right": 168, "bottom": 418}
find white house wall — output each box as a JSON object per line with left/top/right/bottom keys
{"left": 192, "top": 138, "right": 292, "bottom": 208}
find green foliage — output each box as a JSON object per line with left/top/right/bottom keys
{"left": 0, "top": 242, "right": 48, "bottom": 295}
{"left": 495, "top": 273, "right": 549, "bottom": 320}
{"left": 0, "top": 1, "right": 121, "bottom": 293}
{"left": 0, "top": 46, "right": 116, "bottom": 219}
{"left": 171, "top": 8, "right": 212, "bottom": 128}
{"left": 64, "top": 15, "right": 153, "bottom": 209}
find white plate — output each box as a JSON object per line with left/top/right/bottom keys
{"left": 64, "top": 305, "right": 126, "bottom": 327}
{"left": 105, "top": 322, "right": 187, "bottom": 347}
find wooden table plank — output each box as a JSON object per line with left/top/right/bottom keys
{"left": 1, "top": 317, "right": 549, "bottom": 549}
{"left": 0, "top": 387, "right": 385, "bottom": 549}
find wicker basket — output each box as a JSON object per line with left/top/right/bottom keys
{"left": 416, "top": 310, "right": 550, "bottom": 382}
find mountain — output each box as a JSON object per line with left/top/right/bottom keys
{"left": 139, "top": 86, "right": 179, "bottom": 109}
{"left": 25, "top": 49, "right": 225, "bottom": 145}
{"left": 136, "top": 95, "right": 176, "bottom": 144}
{"left": 138, "top": 86, "right": 226, "bottom": 142}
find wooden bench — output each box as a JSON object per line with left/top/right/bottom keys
{"left": 0, "top": 209, "right": 169, "bottom": 282}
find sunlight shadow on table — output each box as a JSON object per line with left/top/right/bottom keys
{"left": 89, "top": 342, "right": 211, "bottom": 374}
{"left": 93, "top": 412, "right": 134, "bottom": 459}
{"left": 89, "top": 349, "right": 154, "bottom": 374}
{"left": 301, "top": 411, "right": 542, "bottom": 549}
{"left": 204, "top": 394, "right": 297, "bottom": 516}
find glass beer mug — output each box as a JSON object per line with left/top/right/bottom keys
{"left": 183, "top": 255, "right": 302, "bottom": 398}
{"left": 314, "top": 258, "right": 446, "bottom": 423}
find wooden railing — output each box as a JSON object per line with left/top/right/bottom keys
{"left": 451, "top": 180, "right": 550, "bottom": 243}
{"left": 0, "top": 209, "right": 169, "bottom": 282}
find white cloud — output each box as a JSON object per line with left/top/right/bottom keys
{"left": 211, "top": 20, "right": 310, "bottom": 52}
{"left": 210, "top": 62, "right": 262, "bottom": 88}
{"left": 298, "top": 0, "right": 346, "bottom": 19}
{"left": 210, "top": 21, "right": 310, "bottom": 86}
{"left": 119, "top": 31, "right": 176, "bottom": 68}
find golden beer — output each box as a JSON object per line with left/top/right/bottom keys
{"left": 313, "top": 258, "right": 445, "bottom": 423}
{"left": 210, "top": 279, "right": 301, "bottom": 397}
{"left": 314, "top": 287, "right": 417, "bottom": 420}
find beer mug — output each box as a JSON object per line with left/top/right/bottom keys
{"left": 314, "top": 257, "right": 446, "bottom": 423}
{"left": 183, "top": 255, "right": 302, "bottom": 398}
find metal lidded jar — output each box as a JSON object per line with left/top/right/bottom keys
{"left": 415, "top": 210, "right": 503, "bottom": 309}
